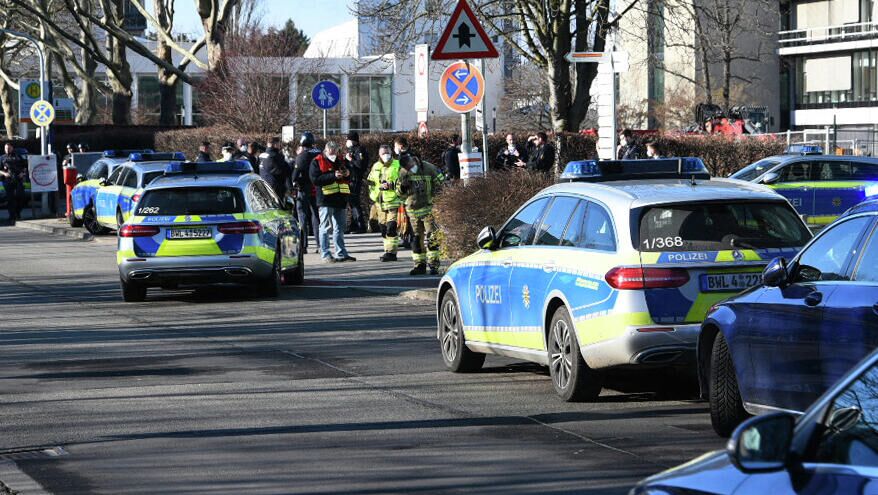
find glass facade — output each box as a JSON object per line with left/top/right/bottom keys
{"left": 349, "top": 75, "right": 392, "bottom": 133}
{"left": 794, "top": 49, "right": 878, "bottom": 108}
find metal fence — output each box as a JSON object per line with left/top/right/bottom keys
{"left": 758, "top": 128, "right": 878, "bottom": 157}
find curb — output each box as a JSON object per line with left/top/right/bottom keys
{"left": 401, "top": 288, "right": 437, "bottom": 302}
{"left": 14, "top": 220, "right": 94, "bottom": 241}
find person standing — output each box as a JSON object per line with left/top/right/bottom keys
{"left": 495, "top": 133, "right": 526, "bottom": 170}
{"left": 243, "top": 142, "right": 259, "bottom": 173}
{"left": 367, "top": 145, "right": 402, "bottom": 261}
{"left": 292, "top": 132, "right": 321, "bottom": 253}
{"left": 644, "top": 140, "right": 665, "bottom": 159}
{"left": 345, "top": 132, "right": 369, "bottom": 234}
{"left": 310, "top": 141, "right": 356, "bottom": 263}
{"left": 617, "top": 129, "right": 644, "bottom": 159}
{"left": 196, "top": 141, "right": 212, "bottom": 162}
{"left": 258, "top": 137, "right": 290, "bottom": 200}
{"left": 396, "top": 153, "right": 444, "bottom": 275}
{"left": 0, "top": 143, "right": 27, "bottom": 225}
{"left": 517, "top": 132, "right": 554, "bottom": 173}
{"left": 441, "top": 134, "right": 462, "bottom": 180}
{"left": 218, "top": 143, "right": 235, "bottom": 162}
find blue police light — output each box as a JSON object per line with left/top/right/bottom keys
{"left": 129, "top": 152, "right": 186, "bottom": 162}
{"left": 785, "top": 144, "right": 823, "bottom": 155}
{"left": 104, "top": 149, "right": 154, "bottom": 158}
{"left": 560, "top": 158, "right": 711, "bottom": 182}
{"left": 164, "top": 160, "right": 253, "bottom": 175}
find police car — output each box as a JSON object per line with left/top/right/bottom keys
{"left": 70, "top": 149, "right": 154, "bottom": 232}
{"left": 437, "top": 158, "right": 813, "bottom": 401}
{"left": 117, "top": 161, "right": 303, "bottom": 302}
{"left": 731, "top": 146, "right": 878, "bottom": 228}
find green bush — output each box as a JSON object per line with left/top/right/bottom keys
{"left": 433, "top": 169, "right": 554, "bottom": 260}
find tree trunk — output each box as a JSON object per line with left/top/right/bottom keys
{"left": 77, "top": 6, "right": 98, "bottom": 124}
{"left": 723, "top": 50, "right": 731, "bottom": 110}
{"left": 156, "top": 0, "right": 178, "bottom": 126}
{"left": 0, "top": 77, "right": 16, "bottom": 139}
{"left": 105, "top": 5, "right": 133, "bottom": 125}
{"left": 694, "top": 9, "right": 713, "bottom": 105}
{"left": 159, "top": 79, "right": 177, "bottom": 125}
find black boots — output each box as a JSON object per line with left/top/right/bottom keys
{"left": 380, "top": 252, "right": 398, "bottom": 262}
{"left": 409, "top": 263, "right": 427, "bottom": 275}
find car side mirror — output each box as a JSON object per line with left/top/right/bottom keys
{"left": 762, "top": 257, "right": 788, "bottom": 287}
{"left": 477, "top": 226, "right": 497, "bottom": 250}
{"left": 99, "top": 178, "right": 108, "bottom": 187}
{"left": 76, "top": 174, "right": 84, "bottom": 184}
{"left": 761, "top": 172, "right": 780, "bottom": 185}
{"left": 727, "top": 412, "right": 795, "bottom": 474}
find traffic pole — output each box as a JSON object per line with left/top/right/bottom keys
{"left": 479, "top": 58, "right": 489, "bottom": 174}
{"left": 323, "top": 109, "right": 327, "bottom": 139}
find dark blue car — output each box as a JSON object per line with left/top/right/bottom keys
{"left": 699, "top": 199, "right": 878, "bottom": 436}
{"left": 632, "top": 346, "right": 878, "bottom": 494}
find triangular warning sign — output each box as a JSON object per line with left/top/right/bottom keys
{"left": 432, "top": 0, "right": 499, "bottom": 60}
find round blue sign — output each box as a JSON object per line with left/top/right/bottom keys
{"left": 312, "top": 80, "right": 340, "bottom": 110}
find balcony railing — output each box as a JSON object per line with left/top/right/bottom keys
{"left": 779, "top": 21, "right": 878, "bottom": 46}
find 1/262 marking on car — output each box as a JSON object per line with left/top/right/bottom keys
{"left": 699, "top": 273, "right": 761, "bottom": 292}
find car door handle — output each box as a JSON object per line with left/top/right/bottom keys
{"left": 543, "top": 263, "right": 556, "bottom": 273}
{"left": 805, "top": 292, "right": 823, "bottom": 307}
{"left": 502, "top": 261, "right": 513, "bottom": 268}
{"left": 873, "top": 303, "right": 878, "bottom": 316}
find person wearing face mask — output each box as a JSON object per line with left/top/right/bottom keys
{"left": 292, "top": 132, "right": 322, "bottom": 254}
{"left": 396, "top": 153, "right": 445, "bottom": 275}
{"left": 495, "top": 133, "right": 526, "bottom": 170}
{"left": 367, "top": 144, "right": 402, "bottom": 261}
{"left": 617, "top": 129, "right": 644, "bottom": 160}
{"left": 310, "top": 141, "right": 356, "bottom": 263}
{"left": 218, "top": 143, "right": 235, "bottom": 162}
{"left": 344, "top": 132, "right": 369, "bottom": 234}
{"left": 259, "top": 137, "right": 291, "bottom": 200}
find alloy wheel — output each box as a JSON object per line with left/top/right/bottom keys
{"left": 550, "top": 318, "right": 574, "bottom": 391}
{"left": 440, "top": 298, "right": 460, "bottom": 363}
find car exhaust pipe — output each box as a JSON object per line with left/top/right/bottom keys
{"left": 128, "top": 272, "right": 152, "bottom": 280}
{"left": 224, "top": 268, "right": 251, "bottom": 277}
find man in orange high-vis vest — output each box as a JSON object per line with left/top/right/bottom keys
{"left": 310, "top": 141, "right": 356, "bottom": 263}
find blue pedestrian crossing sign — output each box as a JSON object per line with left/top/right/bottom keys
{"left": 29, "top": 99, "right": 55, "bottom": 127}
{"left": 312, "top": 80, "right": 340, "bottom": 110}
{"left": 439, "top": 61, "right": 484, "bottom": 113}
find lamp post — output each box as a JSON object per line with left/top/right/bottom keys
{"left": 0, "top": 29, "right": 48, "bottom": 156}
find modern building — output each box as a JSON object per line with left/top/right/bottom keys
{"left": 778, "top": 0, "right": 877, "bottom": 130}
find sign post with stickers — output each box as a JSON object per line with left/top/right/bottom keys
{"left": 432, "top": 0, "right": 498, "bottom": 177}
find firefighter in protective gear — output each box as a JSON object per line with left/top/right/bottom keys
{"left": 396, "top": 153, "right": 445, "bottom": 275}
{"left": 367, "top": 144, "right": 402, "bottom": 262}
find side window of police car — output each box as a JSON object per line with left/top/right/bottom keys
{"left": 122, "top": 168, "right": 138, "bottom": 188}
{"left": 106, "top": 167, "right": 124, "bottom": 185}
{"left": 535, "top": 196, "right": 580, "bottom": 246}
{"left": 255, "top": 181, "right": 281, "bottom": 210}
{"left": 794, "top": 216, "right": 872, "bottom": 283}
{"left": 246, "top": 182, "right": 269, "bottom": 211}
{"left": 779, "top": 161, "right": 813, "bottom": 183}
{"left": 499, "top": 197, "right": 550, "bottom": 248}
{"left": 563, "top": 201, "right": 616, "bottom": 251}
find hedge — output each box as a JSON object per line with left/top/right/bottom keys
{"left": 6, "top": 125, "right": 186, "bottom": 155}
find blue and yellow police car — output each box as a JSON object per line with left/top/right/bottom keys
{"left": 731, "top": 147, "right": 878, "bottom": 228}
{"left": 437, "top": 158, "right": 813, "bottom": 401}
{"left": 117, "top": 161, "right": 303, "bottom": 302}
{"left": 70, "top": 149, "right": 154, "bottom": 232}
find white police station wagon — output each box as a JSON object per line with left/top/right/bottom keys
{"left": 437, "top": 159, "right": 813, "bottom": 401}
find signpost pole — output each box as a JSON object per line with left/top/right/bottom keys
{"left": 323, "top": 109, "right": 327, "bottom": 139}
{"left": 479, "top": 58, "right": 489, "bottom": 173}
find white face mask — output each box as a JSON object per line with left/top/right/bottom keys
{"left": 380, "top": 154, "right": 392, "bottom": 162}
{"left": 222, "top": 151, "right": 232, "bottom": 159}
{"left": 620, "top": 137, "right": 627, "bottom": 146}
{"left": 327, "top": 154, "right": 337, "bottom": 162}
{"left": 240, "top": 145, "right": 247, "bottom": 152}
{"left": 410, "top": 164, "right": 419, "bottom": 174}
{"left": 646, "top": 149, "right": 655, "bottom": 158}
{"left": 346, "top": 140, "right": 353, "bottom": 149}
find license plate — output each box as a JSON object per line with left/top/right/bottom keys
{"left": 699, "top": 273, "right": 761, "bottom": 292}
{"left": 167, "top": 228, "right": 212, "bottom": 240}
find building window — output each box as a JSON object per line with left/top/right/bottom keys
{"left": 350, "top": 75, "right": 392, "bottom": 132}
{"left": 795, "top": 49, "right": 878, "bottom": 108}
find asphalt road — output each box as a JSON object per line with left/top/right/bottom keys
{"left": 0, "top": 227, "right": 722, "bottom": 494}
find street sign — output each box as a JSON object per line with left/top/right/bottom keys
{"left": 18, "top": 79, "right": 49, "bottom": 123}
{"left": 281, "top": 125, "right": 296, "bottom": 144}
{"left": 415, "top": 44, "right": 430, "bottom": 114}
{"left": 418, "top": 121, "right": 429, "bottom": 139}
{"left": 28, "top": 154, "right": 57, "bottom": 193}
{"left": 565, "top": 51, "right": 629, "bottom": 72}
{"left": 53, "top": 98, "right": 76, "bottom": 124}
{"left": 439, "top": 61, "right": 484, "bottom": 113}
{"left": 432, "top": 0, "right": 499, "bottom": 60}
{"left": 29, "top": 100, "right": 55, "bottom": 127}
{"left": 458, "top": 152, "right": 483, "bottom": 180}
{"left": 312, "top": 80, "right": 340, "bottom": 110}
{"left": 475, "top": 107, "right": 484, "bottom": 132}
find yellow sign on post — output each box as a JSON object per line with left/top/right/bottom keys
{"left": 29, "top": 99, "right": 55, "bottom": 127}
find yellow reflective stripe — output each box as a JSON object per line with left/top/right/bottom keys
{"left": 321, "top": 183, "right": 351, "bottom": 195}
{"left": 156, "top": 240, "right": 222, "bottom": 257}
{"left": 575, "top": 312, "right": 654, "bottom": 345}
{"left": 715, "top": 249, "right": 762, "bottom": 262}
{"left": 806, "top": 215, "right": 838, "bottom": 226}
{"left": 116, "top": 249, "right": 136, "bottom": 265}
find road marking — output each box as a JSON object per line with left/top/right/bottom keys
{"left": 0, "top": 460, "right": 50, "bottom": 494}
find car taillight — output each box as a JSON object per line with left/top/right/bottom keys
{"left": 605, "top": 267, "right": 690, "bottom": 290}
{"left": 119, "top": 225, "right": 160, "bottom": 237}
{"left": 218, "top": 221, "right": 261, "bottom": 234}
{"left": 131, "top": 193, "right": 141, "bottom": 204}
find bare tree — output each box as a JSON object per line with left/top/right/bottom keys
{"left": 155, "top": 0, "right": 178, "bottom": 125}
{"left": 196, "top": 0, "right": 241, "bottom": 69}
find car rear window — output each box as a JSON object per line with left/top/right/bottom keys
{"left": 638, "top": 201, "right": 811, "bottom": 252}
{"left": 141, "top": 172, "right": 163, "bottom": 187}
{"left": 135, "top": 187, "right": 245, "bottom": 216}
{"left": 731, "top": 159, "right": 780, "bottom": 182}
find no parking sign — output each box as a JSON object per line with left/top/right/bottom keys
{"left": 439, "top": 61, "right": 484, "bottom": 113}
{"left": 28, "top": 154, "right": 58, "bottom": 193}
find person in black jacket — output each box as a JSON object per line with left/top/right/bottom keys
{"left": 258, "top": 137, "right": 290, "bottom": 200}
{"left": 345, "top": 131, "right": 369, "bottom": 234}
{"left": 617, "top": 129, "right": 645, "bottom": 159}
{"left": 196, "top": 141, "right": 212, "bottom": 162}
{"left": 441, "top": 134, "right": 461, "bottom": 180}
{"left": 292, "top": 132, "right": 321, "bottom": 253}
{"left": 518, "top": 132, "right": 554, "bottom": 173}
{"left": 495, "top": 133, "right": 526, "bottom": 170}
{"left": 0, "top": 143, "right": 27, "bottom": 225}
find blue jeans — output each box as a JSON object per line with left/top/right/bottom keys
{"left": 318, "top": 206, "right": 349, "bottom": 259}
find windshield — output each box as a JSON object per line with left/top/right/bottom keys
{"left": 135, "top": 187, "right": 245, "bottom": 216}
{"left": 638, "top": 201, "right": 812, "bottom": 252}
{"left": 732, "top": 159, "right": 780, "bottom": 182}
{"left": 141, "top": 172, "right": 163, "bottom": 187}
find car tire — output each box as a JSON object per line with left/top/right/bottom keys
{"left": 120, "top": 279, "right": 146, "bottom": 302}
{"left": 284, "top": 249, "right": 304, "bottom": 286}
{"left": 260, "top": 248, "right": 282, "bottom": 297}
{"left": 83, "top": 204, "right": 109, "bottom": 235}
{"left": 709, "top": 332, "right": 749, "bottom": 437}
{"left": 439, "top": 289, "right": 485, "bottom": 372}
{"left": 68, "top": 212, "right": 83, "bottom": 228}
{"left": 548, "top": 305, "right": 603, "bottom": 402}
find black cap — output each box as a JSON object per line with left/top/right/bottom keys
{"left": 300, "top": 132, "right": 315, "bottom": 148}
{"left": 347, "top": 131, "right": 359, "bottom": 143}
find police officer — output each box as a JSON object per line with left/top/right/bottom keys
{"left": 0, "top": 143, "right": 27, "bottom": 225}
{"left": 367, "top": 144, "right": 402, "bottom": 261}
{"left": 196, "top": 141, "right": 212, "bottom": 162}
{"left": 309, "top": 141, "right": 356, "bottom": 263}
{"left": 258, "top": 137, "right": 291, "bottom": 200}
{"left": 344, "top": 132, "right": 369, "bottom": 234}
{"left": 292, "top": 132, "right": 321, "bottom": 253}
{"left": 397, "top": 153, "right": 444, "bottom": 275}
